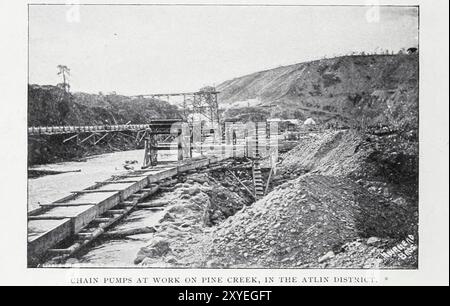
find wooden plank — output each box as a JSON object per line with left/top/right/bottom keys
{"left": 32, "top": 205, "right": 98, "bottom": 233}
{"left": 55, "top": 192, "right": 121, "bottom": 216}
{"left": 147, "top": 168, "right": 177, "bottom": 183}
{"left": 95, "top": 180, "right": 139, "bottom": 184}
{"left": 27, "top": 151, "right": 229, "bottom": 262}
{"left": 39, "top": 202, "right": 97, "bottom": 208}
{"left": 28, "top": 218, "right": 72, "bottom": 261}
{"left": 71, "top": 189, "right": 121, "bottom": 194}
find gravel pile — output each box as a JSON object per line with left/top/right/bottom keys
{"left": 184, "top": 174, "right": 415, "bottom": 268}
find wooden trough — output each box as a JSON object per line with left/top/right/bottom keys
{"left": 27, "top": 155, "right": 228, "bottom": 264}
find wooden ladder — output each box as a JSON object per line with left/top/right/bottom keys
{"left": 252, "top": 159, "right": 264, "bottom": 200}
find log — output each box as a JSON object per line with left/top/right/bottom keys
{"left": 102, "top": 227, "right": 156, "bottom": 239}
{"left": 226, "top": 169, "right": 256, "bottom": 200}
{"left": 28, "top": 168, "right": 81, "bottom": 176}
{"left": 137, "top": 202, "right": 167, "bottom": 208}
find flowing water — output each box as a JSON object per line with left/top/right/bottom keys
{"left": 28, "top": 149, "right": 145, "bottom": 211}
{"left": 29, "top": 149, "right": 179, "bottom": 266}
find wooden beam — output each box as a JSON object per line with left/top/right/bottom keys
{"left": 94, "top": 133, "right": 108, "bottom": 145}
{"left": 63, "top": 133, "right": 79, "bottom": 143}
{"left": 264, "top": 167, "right": 274, "bottom": 196}
{"left": 28, "top": 215, "right": 68, "bottom": 221}
{"left": 95, "top": 180, "right": 139, "bottom": 184}
{"left": 78, "top": 133, "right": 96, "bottom": 144}
{"left": 226, "top": 169, "right": 256, "bottom": 200}
{"left": 39, "top": 203, "right": 96, "bottom": 207}
{"left": 137, "top": 202, "right": 167, "bottom": 208}
{"left": 70, "top": 190, "right": 120, "bottom": 194}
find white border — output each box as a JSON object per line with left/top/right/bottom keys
{"left": 0, "top": 0, "right": 448, "bottom": 286}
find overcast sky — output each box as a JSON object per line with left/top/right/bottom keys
{"left": 29, "top": 5, "right": 418, "bottom": 95}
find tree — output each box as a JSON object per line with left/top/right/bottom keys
{"left": 407, "top": 47, "right": 418, "bottom": 55}
{"left": 57, "top": 65, "right": 70, "bottom": 93}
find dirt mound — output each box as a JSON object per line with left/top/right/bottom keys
{"left": 133, "top": 169, "right": 251, "bottom": 266}
{"left": 278, "top": 130, "right": 368, "bottom": 177}
{"left": 278, "top": 129, "right": 418, "bottom": 186}
{"left": 181, "top": 174, "right": 416, "bottom": 268}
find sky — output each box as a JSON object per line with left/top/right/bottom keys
{"left": 29, "top": 5, "right": 419, "bottom": 95}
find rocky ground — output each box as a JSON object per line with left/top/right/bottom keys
{"left": 131, "top": 167, "right": 255, "bottom": 267}
{"left": 130, "top": 129, "right": 418, "bottom": 269}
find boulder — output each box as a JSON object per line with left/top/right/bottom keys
{"left": 367, "top": 237, "right": 381, "bottom": 246}
{"left": 135, "top": 238, "right": 171, "bottom": 264}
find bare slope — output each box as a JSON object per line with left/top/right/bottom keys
{"left": 218, "top": 54, "right": 418, "bottom": 128}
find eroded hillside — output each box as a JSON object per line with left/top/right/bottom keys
{"left": 218, "top": 54, "right": 418, "bottom": 129}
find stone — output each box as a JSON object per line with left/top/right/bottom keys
{"left": 368, "top": 186, "right": 377, "bottom": 193}
{"left": 318, "top": 251, "right": 335, "bottom": 263}
{"left": 192, "top": 175, "right": 208, "bottom": 184}
{"left": 217, "top": 192, "right": 228, "bottom": 200}
{"left": 248, "top": 234, "right": 257, "bottom": 240}
{"left": 187, "top": 186, "right": 200, "bottom": 196}
{"left": 65, "top": 258, "right": 79, "bottom": 265}
{"left": 160, "top": 212, "right": 175, "bottom": 223}
{"left": 134, "top": 238, "right": 171, "bottom": 264}
{"left": 393, "top": 197, "right": 407, "bottom": 206}
{"left": 166, "top": 256, "right": 178, "bottom": 264}
{"left": 367, "top": 237, "right": 381, "bottom": 246}
{"left": 205, "top": 259, "right": 217, "bottom": 267}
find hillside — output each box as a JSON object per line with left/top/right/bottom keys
{"left": 218, "top": 54, "right": 418, "bottom": 129}
{"left": 28, "top": 85, "right": 182, "bottom": 164}
{"left": 28, "top": 84, "right": 181, "bottom": 126}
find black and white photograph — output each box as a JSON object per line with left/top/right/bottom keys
{"left": 0, "top": 0, "right": 448, "bottom": 287}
